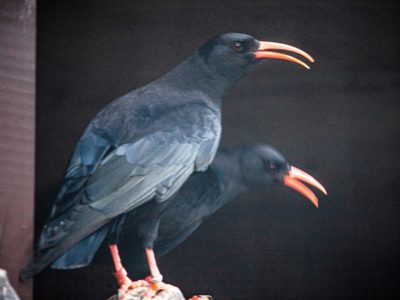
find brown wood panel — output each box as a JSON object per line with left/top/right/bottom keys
{"left": 0, "top": 0, "right": 35, "bottom": 299}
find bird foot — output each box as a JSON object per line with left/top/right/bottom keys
{"left": 141, "top": 276, "right": 168, "bottom": 299}
{"left": 145, "top": 274, "right": 163, "bottom": 283}
{"left": 115, "top": 268, "right": 149, "bottom": 299}
{"left": 188, "top": 296, "right": 213, "bottom": 300}
{"left": 117, "top": 279, "right": 149, "bottom": 299}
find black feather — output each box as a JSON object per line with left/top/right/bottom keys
{"left": 20, "top": 33, "right": 263, "bottom": 280}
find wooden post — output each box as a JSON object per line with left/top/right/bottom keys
{"left": 0, "top": 1, "right": 36, "bottom": 300}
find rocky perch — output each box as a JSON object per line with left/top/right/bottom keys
{"left": 106, "top": 282, "right": 212, "bottom": 300}
{"left": 0, "top": 269, "right": 21, "bottom": 300}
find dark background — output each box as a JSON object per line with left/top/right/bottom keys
{"left": 35, "top": 1, "right": 399, "bottom": 299}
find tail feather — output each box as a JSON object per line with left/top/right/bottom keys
{"left": 20, "top": 226, "right": 109, "bottom": 280}
{"left": 20, "top": 206, "right": 111, "bottom": 281}
{"left": 51, "top": 224, "right": 109, "bottom": 269}
{"left": 20, "top": 248, "right": 60, "bottom": 281}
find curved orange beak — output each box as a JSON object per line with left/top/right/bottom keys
{"left": 255, "top": 41, "right": 315, "bottom": 69}
{"left": 283, "top": 166, "right": 327, "bottom": 208}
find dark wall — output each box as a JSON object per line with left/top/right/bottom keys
{"left": 35, "top": 1, "right": 400, "bottom": 299}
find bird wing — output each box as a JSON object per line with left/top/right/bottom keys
{"left": 20, "top": 104, "right": 221, "bottom": 280}
{"left": 156, "top": 221, "right": 203, "bottom": 258}
{"left": 48, "top": 124, "right": 115, "bottom": 219}
{"left": 153, "top": 170, "right": 223, "bottom": 257}
{"left": 50, "top": 103, "right": 221, "bottom": 236}
{"left": 49, "top": 101, "right": 221, "bottom": 218}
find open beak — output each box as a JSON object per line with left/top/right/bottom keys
{"left": 283, "top": 166, "right": 327, "bottom": 208}
{"left": 255, "top": 41, "right": 315, "bottom": 69}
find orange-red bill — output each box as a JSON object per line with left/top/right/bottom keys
{"left": 290, "top": 166, "right": 327, "bottom": 195}
{"left": 283, "top": 166, "right": 327, "bottom": 208}
{"left": 255, "top": 41, "right": 314, "bottom": 69}
{"left": 284, "top": 177, "right": 319, "bottom": 208}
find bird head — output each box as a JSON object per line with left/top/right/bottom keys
{"left": 198, "top": 32, "right": 314, "bottom": 82}
{"left": 239, "top": 144, "right": 327, "bottom": 207}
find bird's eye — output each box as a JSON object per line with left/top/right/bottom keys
{"left": 231, "top": 41, "right": 244, "bottom": 52}
{"left": 263, "top": 160, "right": 277, "bottom": 172}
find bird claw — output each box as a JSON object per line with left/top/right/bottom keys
{"left": 117, "top": 277, "right": 167, "bottom": 300}
{"left": 117, "top": 279, "right": 149, "bottom": 299}
{"left": 142, "top": 279, "right": 169, "bottom": 299}
{"left": 145, "top": 274, "right": 163, "bottom": 283}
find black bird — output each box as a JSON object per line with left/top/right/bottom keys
{"left": 117, "top": 144, "right": 326, "bottom": 276}
{"left": 44, "top": 145, "right": 327, "bottom": 292}
{"left": 20, "top": 33, "right": 314, "bottom": 295}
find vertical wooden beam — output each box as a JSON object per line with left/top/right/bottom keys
{"left": 0, "top": 0, "right": 36, "bottom": 299}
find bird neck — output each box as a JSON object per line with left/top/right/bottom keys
{"left": 210, "top": 149, "right": 250, "bottom": 201}
{"left": 156, "top": 53, "right": 238, "bottom": 103}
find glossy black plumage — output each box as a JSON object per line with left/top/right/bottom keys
{"left": 20, "top": 33, "right": 270, "bottom": 280}
{"left": 49, "top": 144, "right": 292, "bottom": 275}
{"left": 117, "top": 144, "right": 292, "bottom": 275}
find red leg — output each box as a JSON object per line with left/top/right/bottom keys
{"left": 145, "top": 247, "right": 163, "bottom": 282}
{"left": 142, "top": 247, "right": 169, "bottom": 298}
{"left": 109, "top": 244, "right": 148, "bottom": 299}
{"left": 109, "top": 244, "right": 130, "bottom": 286}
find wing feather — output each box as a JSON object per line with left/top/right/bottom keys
{"left": 21, "top": 103, "right": 221, "bottom": 280}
